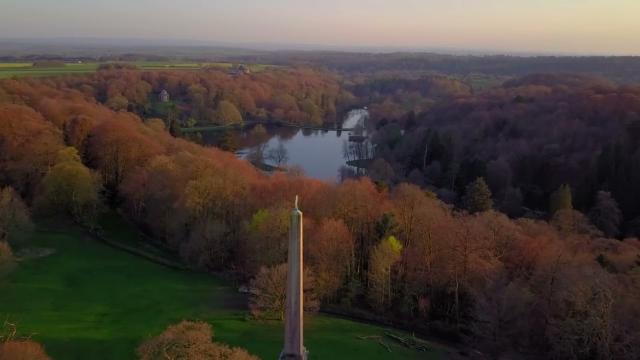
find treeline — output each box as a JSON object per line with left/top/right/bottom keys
{"left": 1, "top": 75, "right": 640, "bottom": 359}
{"left": 370, "top": 74, "right": 640, "bottom": 236}
{"left": 347, "top": 75, "right": 472, "bottom": 121}
{"left": 6, "top": 48, "right": 640, "bottom": 83}
{"left": 233, "top": 51, "right": 640, "bottom": 84}
{"left": 54, "top": 67, "right": 350, "bottom": 127}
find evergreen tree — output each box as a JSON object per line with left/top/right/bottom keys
{"left": 463, "top": 177, "right": 493, "bottom": 214}
{"left": 375, "top": 213, "right": 398, "bottom": 240}
{"left": 501, "top": 187, "right": 524, "bottom": 218}
{"left": 549, "top": 184, "right": 573, "bottom": 215}
{"left": 589, "top": 191, "right": 622, "bottom": 238}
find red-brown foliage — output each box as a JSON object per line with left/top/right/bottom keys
{"left": 0, "top": 340, "right": 51, "bottom": 360}
{"left": 1, "top": 73, "right": 639, "bottom": 359}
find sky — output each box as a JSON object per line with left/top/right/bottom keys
{"left": 1, "top": 0, "right": 639, "bottom": 55}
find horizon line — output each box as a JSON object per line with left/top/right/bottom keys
{"left": 1, "top": 36, "right": 639, "bottom": 58}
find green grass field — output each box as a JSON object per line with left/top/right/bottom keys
{"left": 0, "top": 61, "right": 271, "bottom": 79}
{"left": 0, "top": 62, "right": 99, "bottom": 78}
{"left": 0, "top": 216, "right": 444, "bottom": 360}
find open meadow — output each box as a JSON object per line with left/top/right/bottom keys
{"left": 0, "top": 215, "right": 444, "bottom": 360}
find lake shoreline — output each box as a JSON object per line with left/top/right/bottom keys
{"left": 194, "top": 108, "right": 370, "bottom": 180}
{"left": 182, "top": 121, "right": 362, "bottom": 133}
{"left": 181, "top": 108, "right": 368, "bottom": 133}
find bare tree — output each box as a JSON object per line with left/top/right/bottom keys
{"left": 267, "top": 141, "right": 289, "bottom": 167}
{"left": 249, "top": 263, "right": 319, "bottom": 320}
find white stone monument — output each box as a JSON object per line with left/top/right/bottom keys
{"left": 279, "top": 196, "right": 307, "bottom": 360}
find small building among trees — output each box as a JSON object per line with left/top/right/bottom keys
{"left": 228, "top": 64, "right": 251, "bottom": 77}
{"left": 158, "top": 89, "right": 170, "bottom": 103}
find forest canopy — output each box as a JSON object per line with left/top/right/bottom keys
{"left": 370, "top": 74, "right": 640, "bottom": 236}
{"left": 1, "top": 69, "right": 640, "bottom": 359}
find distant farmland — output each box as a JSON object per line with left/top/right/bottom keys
{"left": 0, "top": 61, "right": 271, "bottom": 78}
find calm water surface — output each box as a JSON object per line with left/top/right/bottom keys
{"left": 201, "top": 109, "right": 369, "bottom": 181}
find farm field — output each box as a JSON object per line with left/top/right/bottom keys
{"left": 0, "top": 61, "right": 271, "bottom": 78}
{"left": 0, "top": 62, "right": 99, "bottom": 78}
{"left": 0, "top": 215, "right": 445, "bottom": 360}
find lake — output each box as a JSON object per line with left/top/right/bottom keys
{"left": 200, "top": 109, "right": 370, "bottom": 181}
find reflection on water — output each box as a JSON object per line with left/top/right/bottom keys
{"left": 200, "top": 109, "right": 370, "bottom": 181}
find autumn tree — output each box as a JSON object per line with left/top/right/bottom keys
{"left": 0, "top": 104, "right": 64, "bottom": 197}
{"left": 472, "top": 276, "right": 534, "bottom": 354}
{"left": 330, "top": 178, "right": 388, "bottom": 275}
{"left": 35, "top": 147, "right": 101, "bottom": 223}
{"left": 242, "top": 206, "right": 289, "bottom": 275}
{"left": 182, "top": 163, "right": 249, "bottom": 259}
{"left": 307, "top": 218, "right": 354, "bottom": 300}
{"left": 546, "top": 275, "right": 617, "bottom": 360}
{"left": 0, "top": 241, "right": 15, "bottom": 276}
{"left": 391, "top": 183, "right": 438, "bottom": 247}
{"left": 249, "top": 263, "right": 319, "bottom": 320}
{"left": 215, "top": 100, "right": 243, "bottom": 125}
{"left": 186, "top": 83, "right": 208, "bottom": 121}
{"left": 445, "top": 215, "right": 501, "bottom": 328}
{"left": 551, "top": 209, "right": 601, "bottom": 236}
{"left": 137, "top": 321, "right": 257, "bottom": 360}
{"left": 88, "top": 118, "right": 162, "bottom": 196}
{"left": 0, "top": 322, "right": 51, "bottom": 360}
{"left": 368, "top": 236, "right": 402, "bottom": 311}
{"left": 180, "top": 220, "right": 230, "bottom": 271}
{"left": 589, "top": 191, "right": 622, "bottom": 238}
{"left": 463, "top": 177, "right": 493, "bottom": 214}
{"left": 122, "top": 79, "right": 152, "bottom": 111}
{"left": 0, "top": 187, "right": 33, "bottom": 245}
{"left": 106, "top": 95, "right": 129, "bottom": 111}
{"left": 0, "top": 340, "right": 51, "bottom": 360}
{"left": 145, "top": 118, "right": 165, "bottom": 132}
{"left": 549, "top": 184, "right": 573, "bottom": 215}
{"left": 367, "top": 158, "right": 395, "bottom": 185}
{"left": 394, "top": 184, "right": 452, "bottom": 317}
{"left": 119, "top": 155, "right": 184, "bottom": 244}
{"left": 63, "top": 115, "right": 95, "bottom": 154}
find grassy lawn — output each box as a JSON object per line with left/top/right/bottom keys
{"left": 0, "top": 62, "right": 34, "bottom": 68}
{"left": 0, "top": 217, "right": 444, "bottom": 360}
{"left": 0, "top": 61, "right": 272, "bottom": 78}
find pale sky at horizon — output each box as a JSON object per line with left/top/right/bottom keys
{"left": 1, "top": 0, "right": 639, "bottom": 55}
